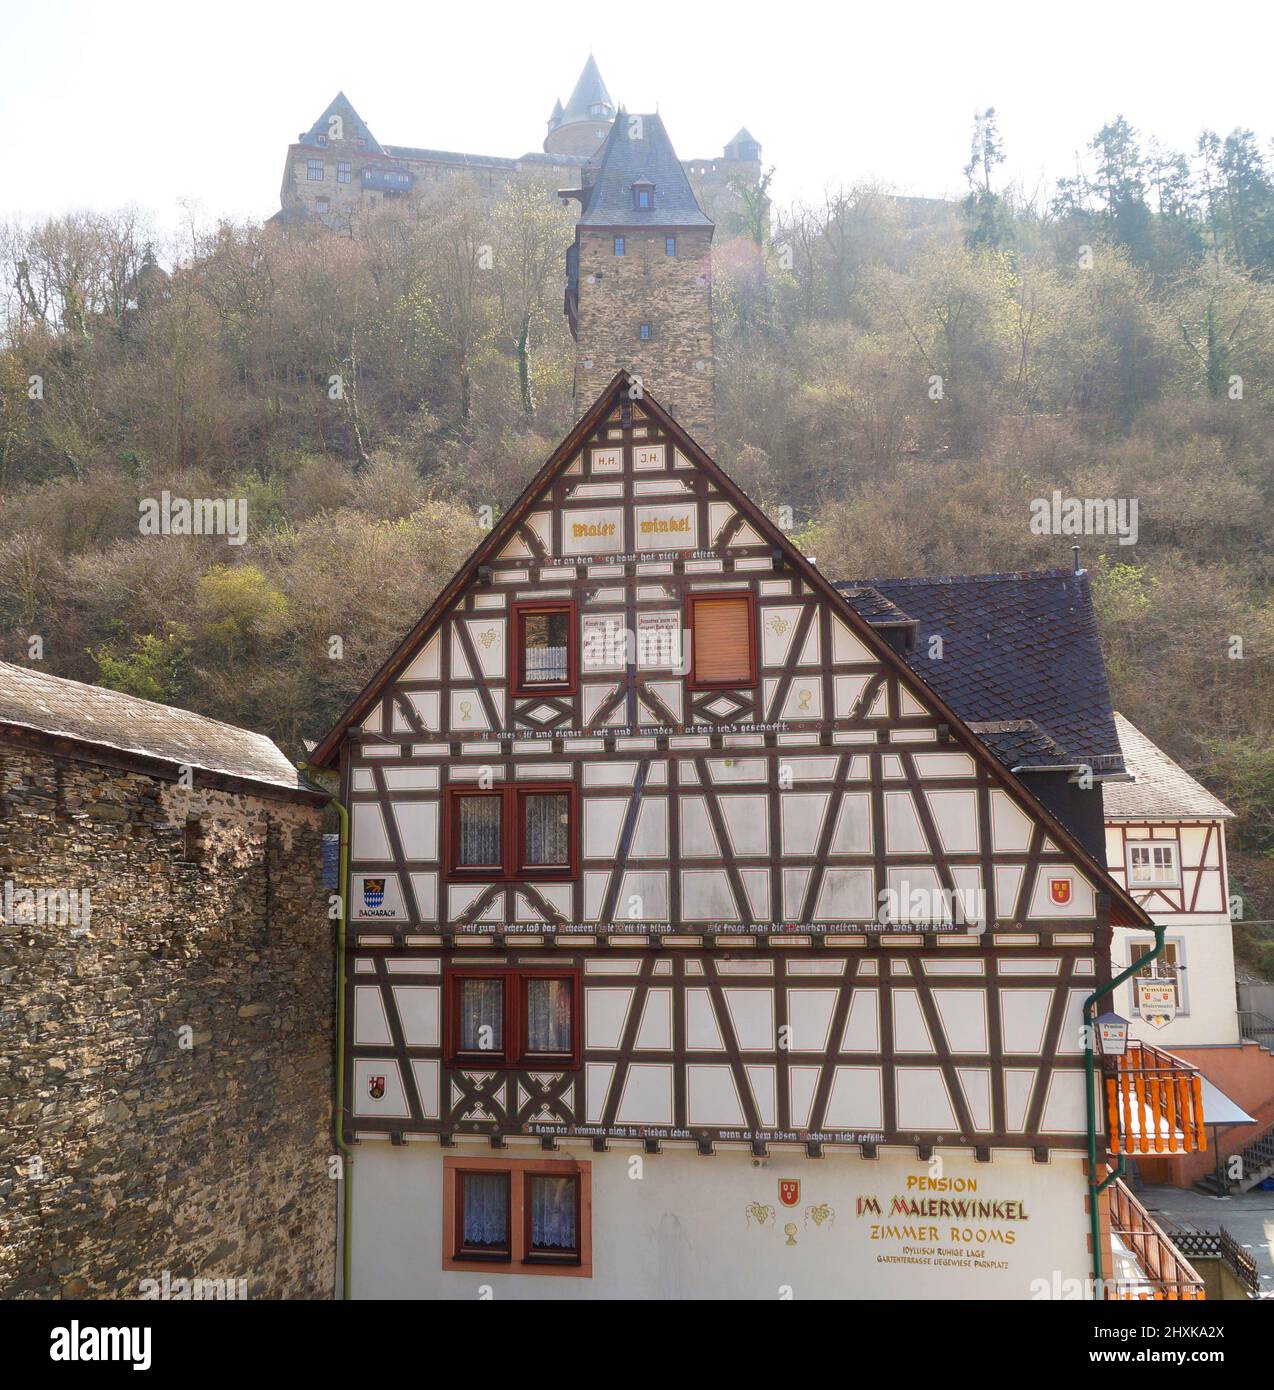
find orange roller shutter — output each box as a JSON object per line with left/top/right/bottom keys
{"left": 691, "top": 595, "right": 753, "bottom": 685}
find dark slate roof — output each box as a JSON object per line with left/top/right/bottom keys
{"left": 300, "top": 92, "right": 385, "bottom": 156}
{"left": 967, "top": 720, "right": 1073, "bottom": 770}
{"left": 560, "top": 55, "right": 613, "bottom": 124}
{"left": 835, "top": 569, "right": 1125, "bottom": 774}
{"left": 834, "top": 585, "right": 914, "bottom": 627}
{"left": 578, "top": 111, "right": 712, "bottom": 228}
{"left": 0, "top": 661, "right": 316, "bottom": 796}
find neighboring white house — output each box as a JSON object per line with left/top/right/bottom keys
{"left": 1104, "top": 713, "right": 1238, "bottom": 1049}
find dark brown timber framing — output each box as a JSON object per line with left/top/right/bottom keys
{"left": 313, "top": 371, "right": 1150, "bottom": 930}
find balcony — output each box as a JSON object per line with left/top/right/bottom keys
{"left": 1109, "top": 1179, "right": 1206, "bottom": 1300}
{"left": 1106, "top": 1040, "right": 1207, "bottom": 1155}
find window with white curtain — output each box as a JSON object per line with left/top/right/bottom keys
{"left": 460, "top": 1171, "right": 509, "bottom": 1255}
{"left": 458, "top": 977, "right": 504, "bottom": 1054}
{"left": 446, "top": 1160, "right": 589, "bottom": 1272}
{"left": 523, "top": 792, "right": 569, "bottom": 868}
{"left": 528, "top": 1175, "right": 578, "bottom": 1256}
{"left": 449, "top": 786, "right": 574, "bottom": 879}
{"left": 457, "top": 795, "right": 502, "bottom": 869}
{"left": 448, "top": 970, "right": 577, "bottom": 1066}
{"left": 525, "top": 977, "right": 572, "bottom": 1054}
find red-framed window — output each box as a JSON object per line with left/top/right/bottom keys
{"left": 685, "top": 591, "right": 757, "bottom": 689}
{"left": 444, "top": 1156, "right": 591, "bottom": 1276}
{"left": 452, "top": 1168, "right": 512, "bottom": 1262}
{"left": 509, "top": 600, "right": 577, "bottom": 698}
{"left": 523, "top": 1172, "right": 582, "bottom": 1264}
{"left": 444, "top": 783, "right": 578, "bottom": 881}
{"left": 444, "top": 966, "right": 581, "bottom": 1069}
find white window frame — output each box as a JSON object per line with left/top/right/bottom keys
{"left": 307, "top": 159, "right": 325, "bottom": 182}
{"left": 1126, "top": 839, "right": 1179, "bottom": 888}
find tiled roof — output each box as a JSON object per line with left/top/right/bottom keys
{"left": 578, "top": 111, "right": 712, "bottom": 228}
{"left": 835, "top": 569, "right": 1124, "bottom": 774}
{"left": 0, "top": 662, "right": 313, "bottom": 796}
{"left": 1103, "top": 713, "right": 1233, "bottom": 820}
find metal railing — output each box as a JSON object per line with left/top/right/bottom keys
{"left": 1167, "top": 1224, "right": 1260, "bottom": 1297}
{"left": 1238, "top": 1009, "right": 1274, "bottom": 1051}
{"left": 1106, "top": 1040, "right": 1207, "bottom": 1155}
{"left": 1110, "top": 1179, "right": 1206, "bottom": 1300}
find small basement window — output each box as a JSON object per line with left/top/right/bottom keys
{"left": 444, "top": 1157, "right": 591, "bottom": 1275}
{"left": 686, "top": 592, "right": 757, "bottom": 688}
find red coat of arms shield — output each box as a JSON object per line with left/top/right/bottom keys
{"left": 1050, "top": 878, "right": 1072, "bottom": 906}
{"left": 778, "top": 1179, "right": 800, "bottom": 1207}
{"left": 368, "top": 1075, "right": 385, "bottom": 1100}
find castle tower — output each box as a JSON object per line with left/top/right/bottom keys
{"left": 562, "top": 110, "right": 716, "bottom": 451}
{"left": 544, "top": 55, "right": 616, "bottom": 158}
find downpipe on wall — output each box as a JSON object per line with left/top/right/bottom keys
{"left": 1083, "top": 920, "right": 1165, "bottom": 1301}
{"left": 302, "top": 763, "right": 354, "bottom": 1301}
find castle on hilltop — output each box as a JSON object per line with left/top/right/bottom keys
{"left": 277, "top": 55, "right": 761, "bottom": 240}
{"left": 277, "top": 55, "right": 752, "bottom": 449}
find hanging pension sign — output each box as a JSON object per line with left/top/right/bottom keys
{"left": 1136, "top": 978, "right": 1177, "bottom": 1028}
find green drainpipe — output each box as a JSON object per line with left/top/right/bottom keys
{"left": 1083, "top": 920, "right": 1165, "bottom": 1300}
{"left": 302, "top": 764, "right": 353, "bottom": 1301}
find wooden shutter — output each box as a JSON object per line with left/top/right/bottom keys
{"left": 691, "top": 595, "right": 753, "bottom": 685}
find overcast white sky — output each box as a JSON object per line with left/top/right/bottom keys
{"left": 5, "top": 0, "right": 1273, "bottom": 232}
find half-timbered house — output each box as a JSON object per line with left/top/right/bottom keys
{"left": 838, "top": 573, "right": 1270, "bottom": 1198}
{"left": 311, "top": 374, "right": 1208, "bottom": 1299}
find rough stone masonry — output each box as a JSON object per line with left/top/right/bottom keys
{"left": 0, "top": 737, "right": 335, "bottom": 1299}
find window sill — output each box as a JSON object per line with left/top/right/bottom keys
{"left": 443, "top": 870, "right": 577, "bottom": 884}
{"left": 510, "top": 683, "right": 577, "bottom": 700}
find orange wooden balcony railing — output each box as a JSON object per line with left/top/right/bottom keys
{"left": 1109, "top": 1178, "right": 1206, "bottom": 1300}
{"left": 1105, "top": 1040, "right": 1207, "bottom": 1155}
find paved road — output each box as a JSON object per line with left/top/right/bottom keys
{"left": 1140, "top": 1184, "right": 1274, "bottom": 1292}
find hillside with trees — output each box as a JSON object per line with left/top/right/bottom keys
{"left": 1, "top": 113, "right": 1271, "bottom": 964}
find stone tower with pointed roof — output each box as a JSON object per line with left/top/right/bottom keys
{"left": 562, "top": 111, "right": 716, "bottom": 450}
{"left": 544, "top": 54, "right": 616, "bottom": 158}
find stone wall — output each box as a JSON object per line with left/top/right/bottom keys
{"left": 574, "top": 225, "right": 716, "bottom": 451}
{"left": 0, "top": 739, "right": 336, "bottom": 1299}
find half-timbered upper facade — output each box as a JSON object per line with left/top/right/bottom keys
{"left": 312, "top": 374, "right": 1160, "bottom": 1165}
{"left": 1104, "top": 713, "right": 1238, "bottom": 1049}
